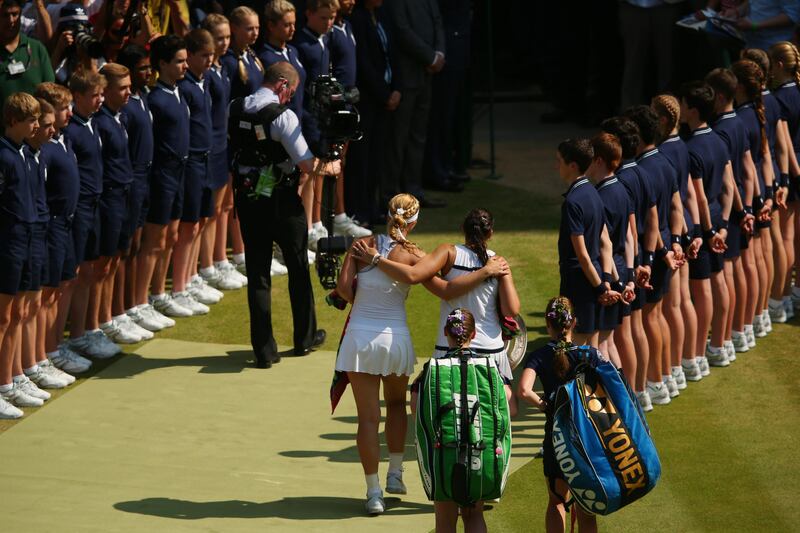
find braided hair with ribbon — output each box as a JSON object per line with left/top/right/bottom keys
{"left": 387, "top": 193, "right": 421, "bottom": 256}
{"left": 545, "top": 296, "right": 577, "bottom": 380}
{"left": 445, "top": 308, "right": 476, "bottom": 347}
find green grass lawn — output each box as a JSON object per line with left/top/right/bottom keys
{"left": 3, "top": 178, "right": 799, "bottom": 531}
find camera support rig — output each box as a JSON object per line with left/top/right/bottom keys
{"left": 314, "top": 153, "right": 352, "bottom": 290}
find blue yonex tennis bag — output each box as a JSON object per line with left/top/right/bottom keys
{"left": 551, "top": 353, "right": 660, "bottom": 515}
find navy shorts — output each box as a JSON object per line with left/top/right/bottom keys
{"left": 129, "top": 171, "right": 150, "bottom": 234}
{"left": 560, "top": 268, "right": 598, "bottom": 334}
{"left": 0, "top": 221, "right": 32, "bottom": 295}
{"left": 208, "top": 148, "right": 230, "bottom": 190}
{"left": 181, "top": 154, "right": 214, "bottom": 223}
{"left": 17, "top": 222, "right": 46, "bottom": 292}
{"left": 689, "top": 246, "right": 711, "bottom": 280}
{"left": 44, "top": 216, "right": 77, "bottom": 287}
{"left": 598, "top": 301, "right": 622, "bottom": 331}
{"left": 724, "top": 223, "right": 742, "bottom": 259}
{"left": 98, "top": 184, "right": 131, "bottom": 257}
{"left": 542, "top": 423, "right": 563, "bottom": 481}
{"left": 646, "top": 258, "right": 671, "bottom": 304}
{"left": 72, "top": 195, "right": 100, "bottom": 264}
{"left": 147, "top": 158, "right": 186, "bottom": 225}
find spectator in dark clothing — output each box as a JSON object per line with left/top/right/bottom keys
{"left": 330, "top": 0, "right": 357, "bottom": 90}
{"left": 384, "top": 0, "right": 447, "bottom": 207}
{"left": 347, "top": 0, "right": 401, "bottom": 225}
{"left": 422, "top": 0, "right": 471, "bottom": 192}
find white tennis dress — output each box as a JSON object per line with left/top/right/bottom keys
{"left": 335, "top": 235, "right": 416, "bottom": 376}
{"left": 432, "top": 245, "right": 514, "bottom": 382}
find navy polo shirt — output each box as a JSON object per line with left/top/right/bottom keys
{"left": 39, "top": 134, "right": 79, "bottom": 217}
{"left": 686, "top": 126, "right": 730, "bottom": 225}
{"left": 772, "top": 81, "right": 800, "bottom": 151}
{"left": 178, "top": 70, "right": 213, "bottom": 154}
{"left": 737, "top": 102, "right": 767, "bottom": 193}
{"left": 207, "top": 64, "right": 231, "bottom": 152}
{"left": 558, "top": 177, "right": 606, "bottom": 273}
{"left": 636, "top": 147, "right": 679, "bottom": 242}
{"left": 148, "top": 80, "right": 190, "bottom": 162}
{"left": 596, "top": 175, "right": 633, "bottom": 273}
{"left": 27, "top": 146, "right": 48, "bottom": 222}
{"left": 524, "top": 342, "right": 603, "bottom": 403}
{"left": 658, "top": 134, "right": 692, "bottom": 229}
{"left": 712, "top": 111, "right": 750, "bottom": 191}
{"left": 121, "top": 91, "right": 154, "bottom": 176}
{"left": 63, "top": 112, "right": 103, "bottom": 197}
{"left": 257, "top": 42, "right": 307, "bottom": 119}
{"left": 617, "top": 159, "right": 655, "bottom": 238}
{"left": 220, "top": 48, "right": 264, "bottom": 100}
{"left": 0, "top": 136, "right": 37, "bottom": 223}
{"left": 763, "top": 90, "right": 782, "bottom": 158}
{"left": 330, "top": 19, "right": 357, "bottom": 89}
{"left": 94, "top": 104, "right": 133, "bottom": 187}
{"left": 293, "top": 27, "right": 331, "bottom": 149}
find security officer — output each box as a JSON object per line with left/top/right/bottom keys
{"left": 229, "top": 61, "right": 326, "bottom": 368}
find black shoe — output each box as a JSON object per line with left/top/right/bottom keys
{"left": 425, "top": 179, "right": 464, "bottom": 193}
{"left": 419, "top": 197, "right": 447, "bottom": 208}
{"left": 294, "top": 329, "right": 327, "bottom": 356}
{"left": 255, "top": 359, "right": 272, "bottom": 369}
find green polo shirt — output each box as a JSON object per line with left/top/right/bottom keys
{"left": 0, "top": 33, "right": 55, "bottom": 105}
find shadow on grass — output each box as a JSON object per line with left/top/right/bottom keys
{"left": 94, "top": 350, "right": 254, "bottom": 379}
{"left": 114, "top": 496, "right": 432, "bottom": 520}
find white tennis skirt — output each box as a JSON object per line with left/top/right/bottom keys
{"left": 335, "top": 327, "right": 416, "bottom": 376}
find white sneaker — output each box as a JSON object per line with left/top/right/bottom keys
{"left": 753, "top": 315, "right": 767, "bottom": 338}
{"left": 646, "top": 381, "right": 671, "bottom": 405}
{"left": 334, "top": 214, "right": 373, "bottom": 238}
{"left": 51, "top": 345, "right": 92, "bottom": 374}
{"left": 745, "top": 325, "right": 756, "bottom": 348}
{"left": 671, "top": 366, "right": 687, "bottom": 390}
{"left": 70, "top": 331, "right": 120, "bottom": 359}
{"left": 151, "top": 294, "right": 193, "bottom": 318}
{"left": 681, "top": 359, "right": 702, "bottom": 382}
{"left": 140, "top": 304, "right": 175, "bottom": 328}
{"left": 118, "top": 314, "right": 154, "bottom": 341}
{"left": 636, "top": 390, "right": 653, "bottom": 412}
{"left": 188, "top": 277, "right": 221, "bottom": 305}
{"left": 386, "top": 469, "right": 407, "bottom": 494}
{"left": 731, "top": 331, "right": 749, "bottom": 353}
{"left": 762, "top": 310, "right": 773, "bottom": 333}
{"left": 308, "top": 225, "right": 328, "bottom": 252}
{"left": 127, "top": 305, "right": 164, "bottom": 332}
{"left": 94, "top": 330, "right": 123, "bottom": 357}
{"left": 234, "top": 260, "right": 247, "bottom": 276}
{"left": 101, "top": 319, "right": 142, "bottom": 344}
{"left": 365, "top": 489, "right": 385, "bottom": 515}
{"left": 40, "top": 360, "right": 75, "bottom": 384}
{"left": 271, "top": 258, "right": 288, "bottom": 276}
{"left": 0, "top": 396, "right": 23, "bottom": 419}
{"left": 664, "top": 375, "right": 679, "bottom": 397}
{"left": 784, "top": 296, "right": 795, "bottom": 320}
{"left": 16, "top": 375, "right": 51, "bottom": 400}
{"left": 705, "top": 343, "right": 729, "bottom": 367}
{"left": 218, "top": 261, "right": 247, "bottom": 287}
{"left": 697, "top": 355, "right": 711, "bottom": 376}
{"left": 199, "top": 277, "right": 223, "bottom": 299}
{"left": 2, "top": 383, "right": 44, "bottom": 407}
{"left": 724, "top": 340, "right": 737, "bottom": 362}
{"left": 769, "top": 299, "right": 788, "bottom": 323}
{"left": 201, "top": 266, "right": 242, "bottom": 290}
{"left": 26, "top": 366, "right": 67, "bottom": 390}
{"left": 171, "top": 291, "right": 209, "bottom": 316}
{"left": 307, "top": 249, "right": 316, "bottom": 264}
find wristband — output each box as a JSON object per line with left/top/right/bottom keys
{"left": 753, "top": 196, "right": 764, "bottom": 211}
{"left": 655, "top": 246, "right": 668, "bottom": 260}
{"left": 774, "top": 182, "right": 780, "bottom": 195}
{"left": 780, "top": 173, "right": 790, "bottom": 188}
{"left": 626, "top": 267, "right": 635, "bottom": 284}
{"left": 642, "top": 251, "right": 655, "bottom": 267}
{"left": 602, "top": 272, "right": 613, "bottom": 283}
{"left": 594, "top": 282, "right": 608, "bottom": 297}
{"left": 693, "top": 224, "right": 702, "bottom": 239}
{"left": 612, "top": 280, "right": 625, "bottom": 293}
{"left": 719, "top": 219, "right": 729, "bottom": 231}
{"left": 703, "top": 228, "right": 717, "bottom": 241}
{"left": 764, "top": 186, "right": 774, "bottom": 201}
{"left": 670, "top": 234, "right": 681, "bottom": 245}
{"left": 743, "top": 205, "right": 753, "bottom": 216}
{"left": 371, "top": 253, "right": 381, "bottom": 266}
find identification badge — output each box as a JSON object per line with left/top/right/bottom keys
{"left": 239, "top": 120, "right": 251, "bottom": 130}
{"left": 253, "top": 165, "right": 276, "bottom": 198}
{"left": 8, "top": 60, "right": 26, "bottom": 75}
{"left": 254, "top": 124, "right": 266, "bottom": 141}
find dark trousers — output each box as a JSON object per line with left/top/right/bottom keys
{"left": 346, "top": 94, "right": 388, "bottom": 222}
{"left": 423, "top": 65, "right": 467, "bottom": 186}
{"left": 236, "top": 186, "right": 317, "bottom": 362}
{"left": 385, "top": 80, "right": 432, "bottom": 200}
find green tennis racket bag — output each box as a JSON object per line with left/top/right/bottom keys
{"left": 415, "top": 348, "right": 512, "bottom": 506}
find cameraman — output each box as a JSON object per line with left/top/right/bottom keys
{"left": 231, "top": 61, "right": 326, "bottom": 369}
{"left": 0, "top": 0, "right": 54, "bottom": 104}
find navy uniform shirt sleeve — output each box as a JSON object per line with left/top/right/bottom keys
{"left": 566, "top": 197, "right": 585, "bottom": 236}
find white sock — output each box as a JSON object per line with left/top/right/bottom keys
{"left": 91, "top": 328, "right": 102, "bottom": 334}
{"left": 200, "top": 266, "right": 215, "bottom": 277}
{"left": 214, "top": 260, "right": 229, "bottom": 269}
{"left": 388, "top": 453, "right": 404, "bottom": 473}
{"left": 101, "top": 320, "right": 113, "bottom": 329}
{"left": 647, "top": 380, "right": 662, "bottom": 388}
{"left": 769, "top": 297, "right": 783, "bottom": 307}
{"left": 13, "top": 374, "right": 27, "bottom": 384}
{"left": 365, "top": 473, "right": 381, "bottom": 493}
{"left": 671, "top": 366, "right": 682, "bottom": 373}
{"left": 232, "top": 253, "right": 245, "bottom": 264}
{"left": 334, "top": 212, "right": 347, "bottom": 223}
{"left": 113, "top": 314, "right": 127, "bottom": 322}
{"left": 0, "top": 383, "right": 12, "bottom": 393}
{"left": 662, "top": 375, "right": 670, "bottom": 383}
{"left": 681, "top": 358, "right": 696, "bottom": 366}
{"left": 22, "top": 365, "right": 38, "bottom": 376}
{"left": 46, "top": 350, "right": 58, "bottom": 359}
{"left": 744, "top": 324, "right": 753, "bottom": 333}
{"left": 152, "top": 293, "right": 167, "bottom": 302}
{"left": 312, "top": 221, "right": 323, "bottom": 230}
